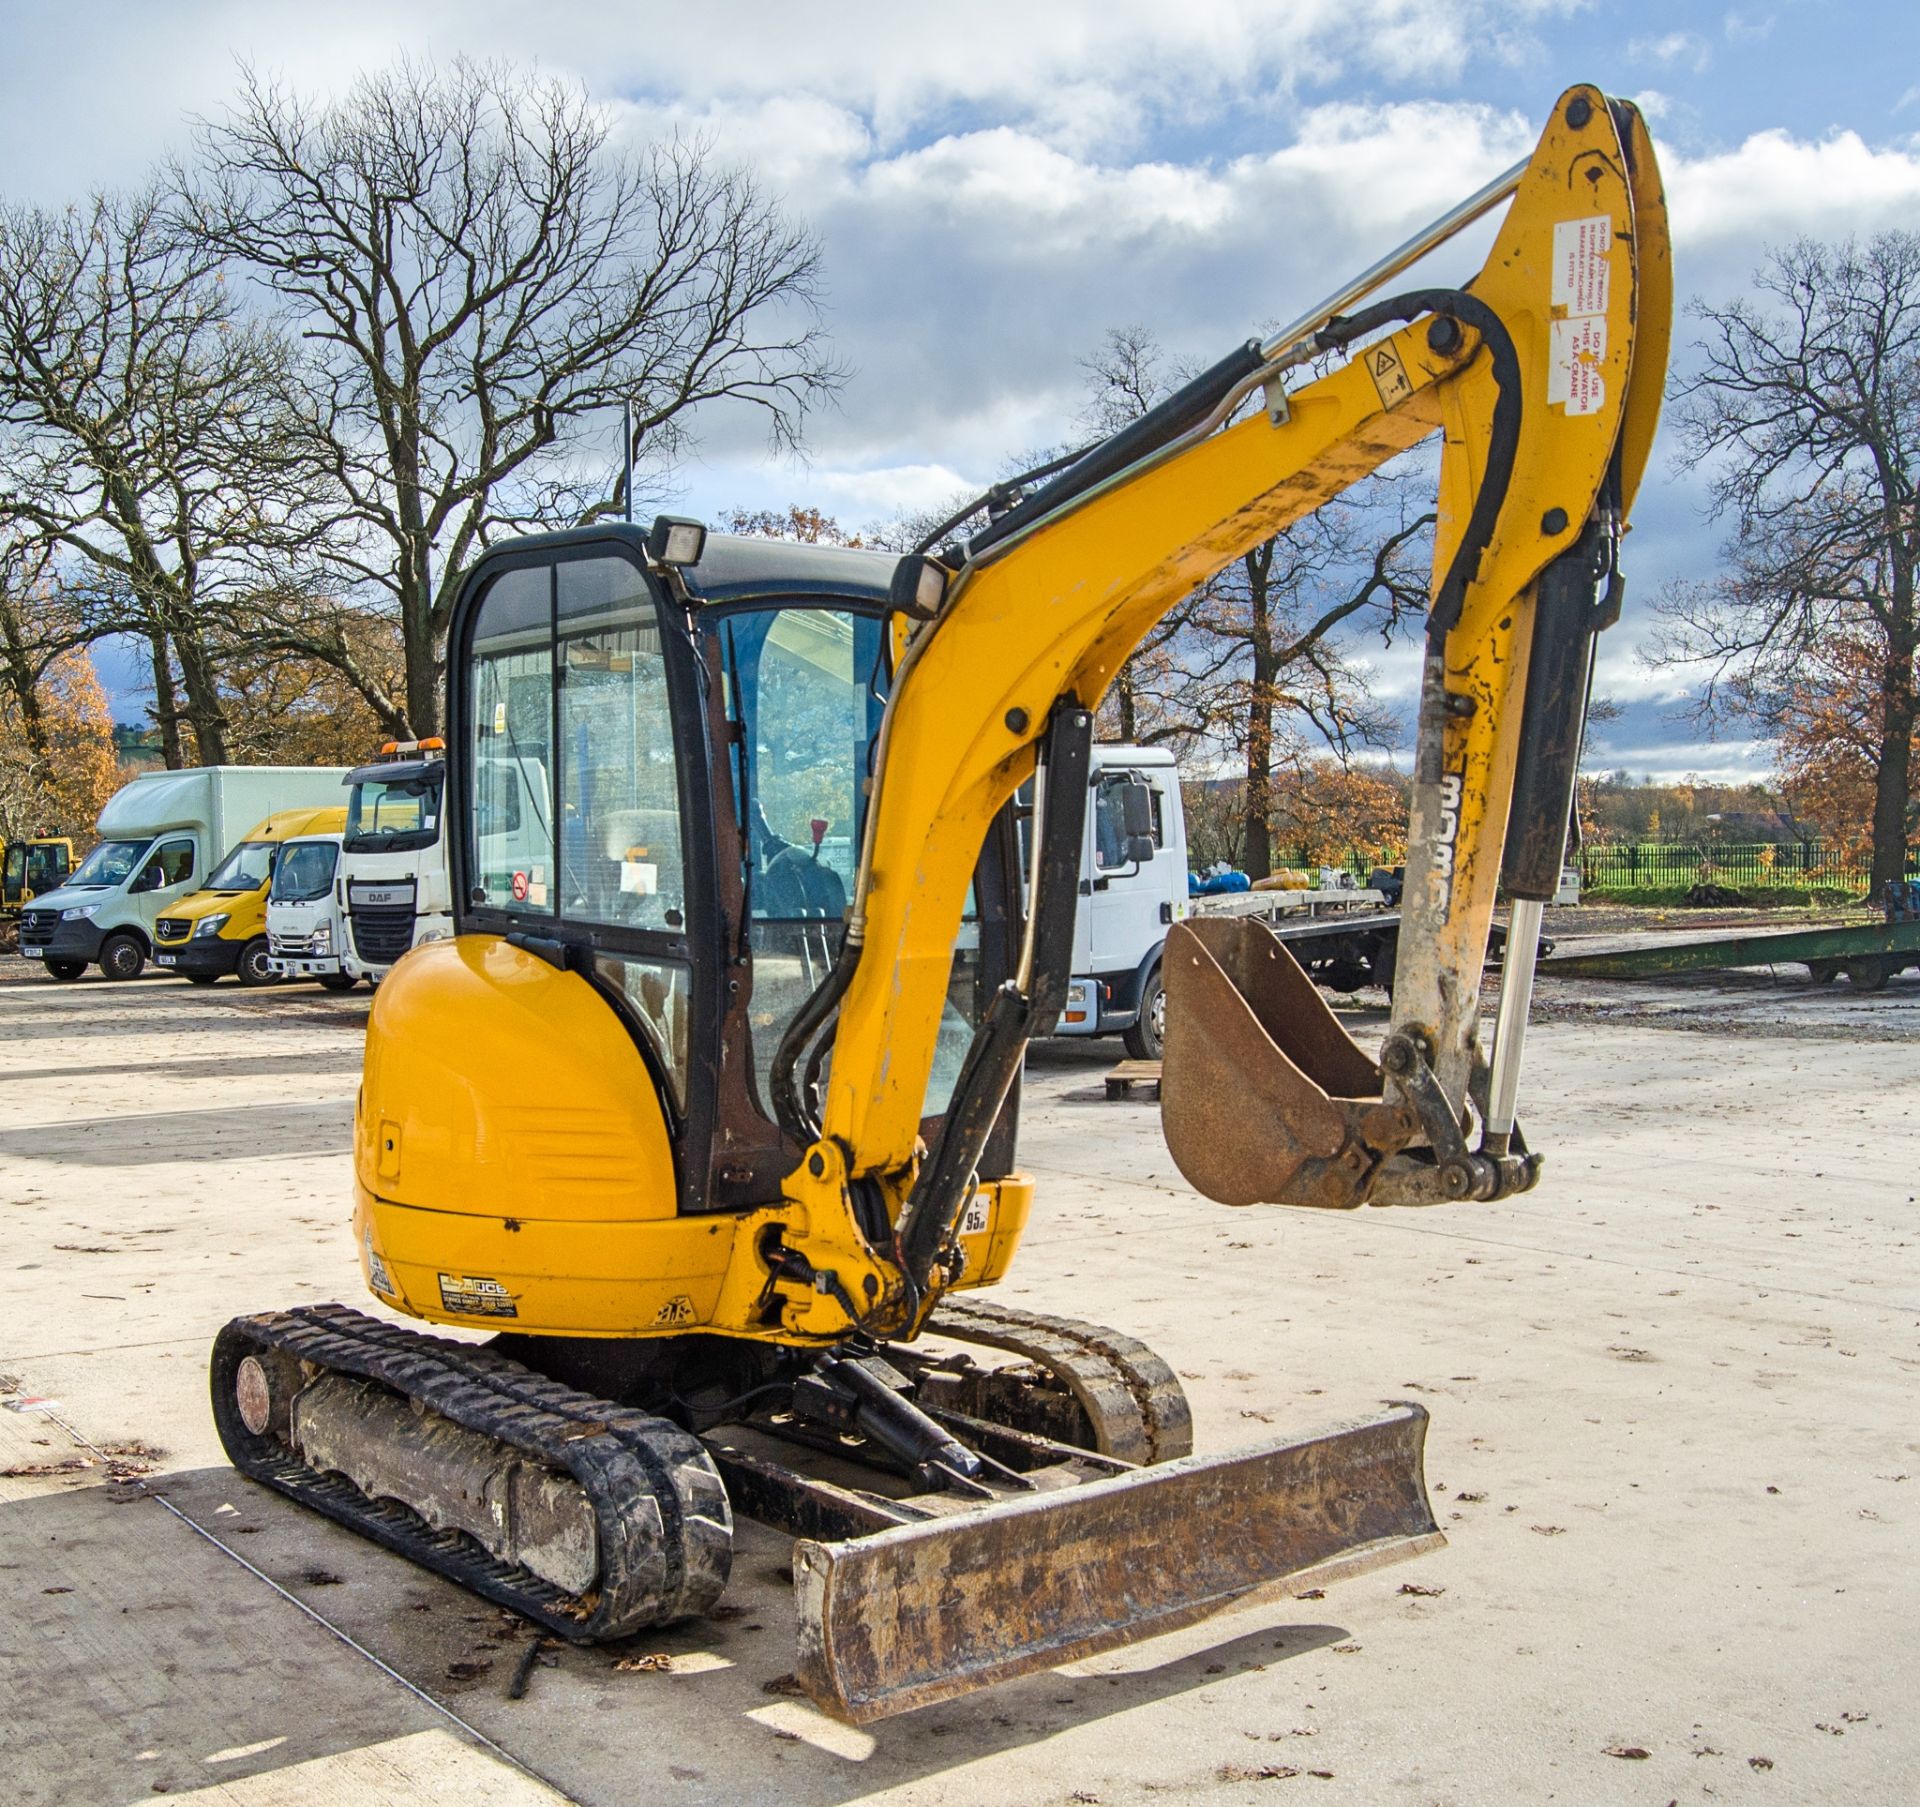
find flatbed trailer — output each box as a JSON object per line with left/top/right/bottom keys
{"left": 1541, "top": 917, "right": 1920, "bottom": 990}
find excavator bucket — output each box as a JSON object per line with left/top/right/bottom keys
{"left": 793, "top": 1402, "right": 1442, "bottom": 1722}
{"left": 1160, "top": 915, "right": 1416, "bottom": 1208}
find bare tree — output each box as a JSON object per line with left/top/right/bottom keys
{"left": 0, "top": 187, "right": 329, "bottom": 765}
{"left": 1188, "top": 498, "right": 1430, "bottom": 876}
{"left": 1651, "top": 233, "right": 1920, "bottom": 890}
{"left": 178, "top": 57, "right": 843, "bottom": 737}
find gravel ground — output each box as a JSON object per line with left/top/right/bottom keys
{"left": 1, "top": 959, "right": 1915, "bottom": 1806}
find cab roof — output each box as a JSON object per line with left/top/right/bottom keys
{"left": 675, "top": 533, "right": 903, "bottom": 608}
{"left": 239, "top": 805, "right": 350, "bottom": 843}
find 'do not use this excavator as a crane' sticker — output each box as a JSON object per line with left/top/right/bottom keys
{"left": 211, "top": 86, "right": 1671, "bottom": 1723}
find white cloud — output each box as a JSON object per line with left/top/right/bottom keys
{"left": 1665, "top": 127, "right": 1920, "bottom": 248}
{"left": 1629, "top": 31, "right": 1713, "bottom": 72}
{"left": 1722, "top": 10, "right": 1775, "bottom": 43}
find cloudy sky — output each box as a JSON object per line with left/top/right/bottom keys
{"left": 11, "top": 1, "right": 1918, "bottom": 778}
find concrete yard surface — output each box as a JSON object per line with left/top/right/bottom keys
{"left": 1, "top": 964, "right": 1916, "bottom": 1805}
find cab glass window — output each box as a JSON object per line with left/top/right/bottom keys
{"left": 67, "top": 838, "right": 150, "bottom": 889}
{"left": 346, "top": 770, "right": 445, "bottom": 855}
{"left": 272, "top": 841, "right": 338, "bottom": 903}
{"left": 152, "top": 839, "right": 195, "bottom": 887}
{"left": 468, "top": 564, "right": 557, "bottom": 914}
{"left": 205, "top": 841, "right": 277, "bottom": 892}
{"left": 720, "top": 604, "right": 979, "bottom": 1122}
{"left": 556, "top": 557, "right": 686, "bottom": 934}
{"left": 1092, "top": 774, "right": 1162, "bottom": 869}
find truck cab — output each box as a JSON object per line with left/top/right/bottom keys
{"left": 266, "top": 832, "right": 357, "bottom": 988}
{"left": 338, "top": 740, "right": 452, "bottom": 982}
{"left": 1057, "top": 745, "right": 1190, "bottom": 1058}
{"left": 152, "top": 804, "right": 350, "bottom": 985}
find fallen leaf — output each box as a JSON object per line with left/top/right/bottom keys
{"left": 1329, "top": 1643, "right": 1362, "bottom": 1654}
{"left": 1397, "top": 1583, "right": 1445, "bottom": 1597}
{"left": 1530, "top": 1524, "right": 1566, "bottom": 1536}
{"left": 1293, "top": 1588, "right": 1325, "bottom": 1601}
{"left": 1217, "top": 1763, "right": 1299, "bottom": 1781}
{"left": 1453, "top": 1490, "right": 1487, "bottom": 1502}
{"left": 614, "top": 1652, "right": 673, "bottom": 1673}
{"left": 42, "top": 1586, "right": 73, "bottom": 1595}
{"left": 1748, "top": 1756, "right": 1774, "bottom": 1770}
{"left": 301, "top": 1569, "right": 342, "bottom": 1587}
{"left": 444, "top": 1660, "right": 492, "bottom": 1682}
{"left": 1604, "top": 1745, "right": 1651, "bottom": 1760}
{"left": 762, "top": 1672, "right": 807, "bottom": 1697}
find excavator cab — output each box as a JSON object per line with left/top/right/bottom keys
{"left": 213, "top": 85, "right": 1669, "bottom": 1723}
{"left": 448, "top": 531, "right": 1022, "bottom": 1219}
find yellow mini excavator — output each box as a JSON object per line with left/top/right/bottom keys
{"left": 212, "top": 87, "right": 1670, "bottom": 1722}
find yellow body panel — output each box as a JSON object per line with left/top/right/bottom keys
{"left": 157, "top": 806, "right": 349, "bottom": 946}
{"left": 355, "top": 935, "right": 1031, "bottom": 1339}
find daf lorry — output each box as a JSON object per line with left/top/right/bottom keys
{"left": 334, "top": 739, "right": 548, "bottom": 984}
{"left": 152, "top": 804, "right": 350, "bottom": 985}
{"left": 337, "top": 740, "right": 453, "bottom": 983}
{"left": 265, "top": 831, "right": 357, "bottom": 988}
{"left": 16, "top": 767, "right": 350, "bottom": 981}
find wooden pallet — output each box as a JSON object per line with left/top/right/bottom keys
{"left": 1104, "top": 1059, "right": 1163, "bottom": 1100}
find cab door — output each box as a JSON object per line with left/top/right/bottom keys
{"left": 1084, "top": 767, "right": 1174, "bottom": 979}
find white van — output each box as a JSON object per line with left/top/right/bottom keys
{"left": 266, "top": 833, "right": 357, "bottom": 989}
{"left": 16, "top": 766, "right": 349, "bottom": 982}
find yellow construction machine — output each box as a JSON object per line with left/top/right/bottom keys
{"left": 212, "top": 87, "right": 1670, "bottom": 1721}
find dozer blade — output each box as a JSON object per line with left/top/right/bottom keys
{"left": 1160, "top": 915, "right": 1416, "bottom": 1207}
{"left": 792, "top": 1401, "right": 1441, "bottom": 1722}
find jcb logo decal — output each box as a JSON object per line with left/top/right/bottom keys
{"left": 1432, "top": 770, "right": 1464, "bottom": 922}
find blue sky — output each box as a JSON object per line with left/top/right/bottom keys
{"left": 7, "top": 1, "right": 1918, "bottom": 778}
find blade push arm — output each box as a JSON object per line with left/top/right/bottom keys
{"left": 782, "top": 88, "right": 1669, "bottom": 1326}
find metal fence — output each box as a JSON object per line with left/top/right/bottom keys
{"left": 1577, "top": 841, "right": 1919, "bottom": 892}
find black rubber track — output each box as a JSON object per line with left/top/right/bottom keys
{"left": 211, "top": 1304, "right": 731, "bottom": 1642}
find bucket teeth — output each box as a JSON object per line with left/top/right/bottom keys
{"left": 1161, "top": 916, "right": 1417, "bottom": 1207}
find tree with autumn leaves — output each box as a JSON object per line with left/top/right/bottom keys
{"left": 1653, "top": 233, "right": 1920, "bottom": 890}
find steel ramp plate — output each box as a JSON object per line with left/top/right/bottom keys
{"left": 793, "top": 1402, "right": 1441, "bottom": 1722}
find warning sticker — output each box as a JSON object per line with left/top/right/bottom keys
{"left": 1552, "top": 216, "right": 1612, "bottom": 319}
{"left": 653, "top": 1294, "right": 697, "bottom": 1327}
{"left": 1365, "top": 340, "right": 1415, "bottom": 410}
{"left": 1548, "top": 316, "right": 1608, "bottom": 417}
{"left": 438, "top": 1273, "right": 518, "bottom": 1318}
{"left": 960, "top": 1193, "right": 991, "bottom": 1236}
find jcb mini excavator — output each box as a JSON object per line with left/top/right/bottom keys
{"left": 212, "top": 87, "right": 1669, "bottom": 1721}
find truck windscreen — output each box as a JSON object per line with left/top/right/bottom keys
{"left": 272, "top": 841, "right": 338, "bottom": 903}
{"left": 64, "top": 838, "right": 152, "bottom": 889}
{"left": 206, "top": 841, "right": 277, "bottom": 892}
{"left": 346, "top": 771, "right": 445, "bottom": 854}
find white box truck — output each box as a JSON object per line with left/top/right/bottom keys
{"left": 16, "top": 765, "right": 349, "bottom": 981}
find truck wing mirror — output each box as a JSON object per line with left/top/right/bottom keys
{"left": 1120, "top": 778, "right": 1155, "bottom": 841}
{"left": 1125, "top": 832, "right": 1156, "bottom": 865}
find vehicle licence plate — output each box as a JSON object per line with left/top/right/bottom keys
{"left": 156, "top": 954, "right": 176, "bottom": 965}
{"left": 19, "top": 946, "right": 43, "bottom": 958}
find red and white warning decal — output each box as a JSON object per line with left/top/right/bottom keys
{"left": 1549, "top": 215, "right": 1611, "bottom": 416}
{"left": 1549, "top": 316, "right": 1608, "bottom": 416}
{"left": 510, "top": 869, "right": 530, "bottom": 901}
{"left": 1552, "top": 215, "right": 1612, "bottom": 319}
